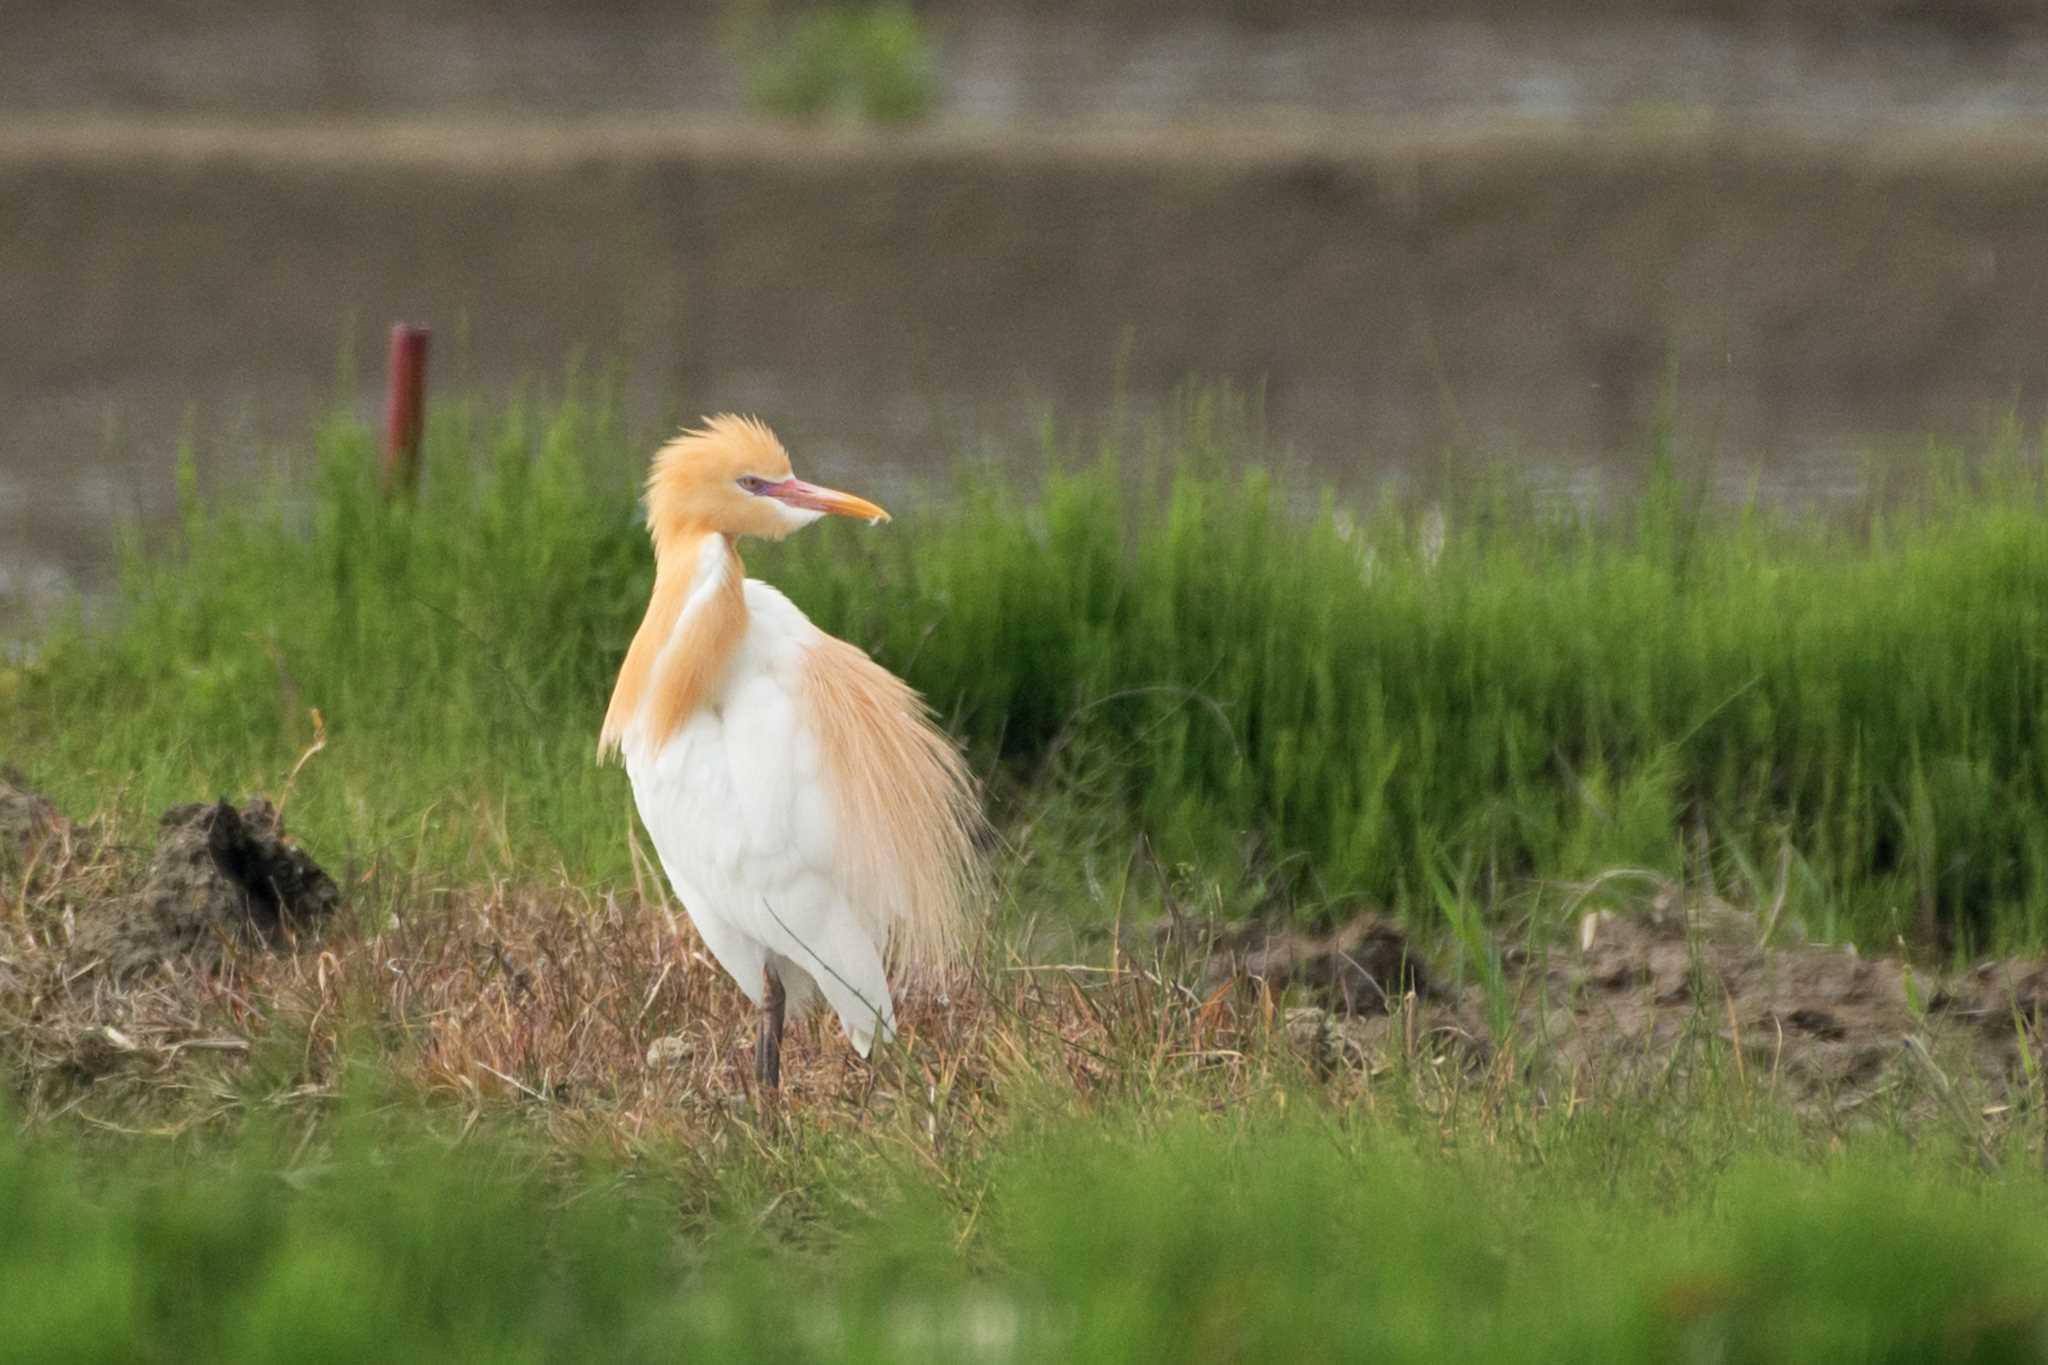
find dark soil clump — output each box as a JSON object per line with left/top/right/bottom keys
{"left": 2, "top": 766, "right": 339, "bottom": 978}
{"left": 68, "top": 798, "right": 340, "bottom": 978}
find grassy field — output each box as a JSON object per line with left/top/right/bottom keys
{"left": 11, "top": 388, "right": 2048, "bottom": 947}
{"left": 10, "top": 1081, "right": 2048, "bottom": 1363}
{"left": 9, "top": 390, "right": 2048, "bottom": 1361}
{"left": 5, "top": 852, "right": 2048, "bottom": 1364}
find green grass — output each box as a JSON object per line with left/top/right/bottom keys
{"left": 733, "top": 1, "right": 939, "bottom": 124}
{"left": 11, "top": 388, "right": 2048, "bottom": 948}
{"left": 15, "top": 387, "right": 2048, "bottom": 1360}
{"left": 8, "top": 1081, "right": 2048, "bottom": 1364}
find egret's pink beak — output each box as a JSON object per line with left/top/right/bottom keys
{"left": 764, "top": 478, "right": 891, "bottom": 525}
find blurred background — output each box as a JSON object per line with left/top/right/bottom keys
{"left": 5, "top": 0, "right": 2047, "bottom": 629}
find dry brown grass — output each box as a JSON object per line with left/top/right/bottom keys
{"left": 0, "top": 806, "right": 1329, "bottom": 1163}
{"left": 9, "top": 794, "right": 2048, "bottom": 1182}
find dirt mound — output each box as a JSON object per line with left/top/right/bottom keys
{"left": 1231, "top": 888, "right": 2048, "bottom": 1104}
{"left": 70, "top": 799, "right": 341, "bottom": 978}
{"left": 1553, "top": 897, "right": 1912, "bottom": 1097}
{"left": 3, "top": 769, "right": 339, "bottom": 978}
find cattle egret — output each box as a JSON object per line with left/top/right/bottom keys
{"left": 601, "top": 416, "right": 982, "bottom": 1089}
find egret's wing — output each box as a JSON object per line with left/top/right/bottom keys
{"left": 798, "top": 631, "right": 984, "bottom": 983}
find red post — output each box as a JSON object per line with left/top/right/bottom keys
{"left": 381, "top": 323, "right": 431, "bottom": 497}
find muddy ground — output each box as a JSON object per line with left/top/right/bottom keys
{"left": 1210, "top": 886, "right": 2048, "bottom": 1114}
{"left": 4, "top": 765, "right": 2045, "bottom": 1124}
{"left": 9, "top": 0, "right": 2039, "bottom": 121}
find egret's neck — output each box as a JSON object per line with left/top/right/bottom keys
{"left": 600, "top": 530, "right": 749, "bottom": 758}
{"left": 660, "top": 528, "right": 743, "bottom": 601}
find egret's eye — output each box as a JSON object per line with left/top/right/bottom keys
{"left": 737, "top": 476, "right": 771, "bottom": 495}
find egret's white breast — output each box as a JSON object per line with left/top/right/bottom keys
{"left": 620, "top": 572, "right": 895, "bottom": 1047}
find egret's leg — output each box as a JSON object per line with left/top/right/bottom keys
{"left": 755, "top": 966, "right": 786, "bottom": 1090}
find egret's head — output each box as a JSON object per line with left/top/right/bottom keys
{"left": 644, "top": 414, "right": 890, "bottom": 552}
